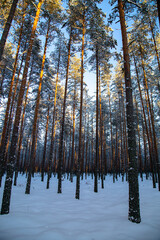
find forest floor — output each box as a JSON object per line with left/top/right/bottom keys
{"left": 0, "top": 173, "right": 160, "bottom": 240}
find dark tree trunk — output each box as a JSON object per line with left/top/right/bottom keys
{"left": 94, "top": 45, "right": 99, "bottom": 193}
{"left": 0, "top": 0, "right": 19, "bottom": 62}
{"left": 75, "top": 12, "right": 85, "bottom": 199}
{"left": 41, "top": 98, "right": 50, "bottom": 182}
{"left": 118, "top": 0, "right": 141, "bottom": 223}
{"left": 70, "top": 80, "right": 76, "bottom": 182}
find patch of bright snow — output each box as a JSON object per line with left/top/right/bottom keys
{"left": 0, "top": 174, "right": 160, "bottom": 240}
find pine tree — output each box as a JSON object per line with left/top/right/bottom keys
{"left": 117, "top": 0, "right": 141, "bottom": 223}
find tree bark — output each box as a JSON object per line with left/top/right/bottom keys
{"left": 70, "top": 79, "right": 76, "bottom": 182}
{"left": 41, "top": 99, "right": 50, "bottom": 182}
{"left": 0, "top": 0, "right": 19, "bottom": 62}
{"left": 94, "top": 45, "right": 99, "bottom": 192}
{"left": 75, "top": 11, "right": 85, "bottom": 199}
{"left": 118, "top": 0, "right": 141, "bottom": 223}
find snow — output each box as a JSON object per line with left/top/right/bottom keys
{"left": 0, "top": 174, "right": 160, "bottom": 240}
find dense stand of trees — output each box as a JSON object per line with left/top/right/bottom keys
{"left": 0, "top": 0, "right": 159, "bottom": 224}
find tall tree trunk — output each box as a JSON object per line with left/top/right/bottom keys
{"left": 135, "top": 96, "right": 143, "bottom": 180}
{"left": 121, "top": 78, "right": 129, "bottom": 178}
{"left": 85, "top": 113, "right": 89, "bottom": 178}
{"left": 102, "top": 113, "right": 107, "bottom": 175}
{"left": 141, "top": 117, "right": 148, "bottom": 178}
{"left": 107, "top": 80, "right": 113, "bottom": 175}
{"left": 75, "top": 11, "right": 85, "bottom": 199}
{"left": 118, "top": 0, "right": 141, "bottom": 223}
{"left": 0, "top": 0, "right": 44, "bottom": 215}
{"left": 99, "top": 78, "right": 104, "bottom": 188}
{"left": 91, "top": 116, "right": 94, "bottom": 175}
{"left": 58, "top": 28, "right": 72, "bottom": 193}
{"left": 81, "top": 102, "right": 86, "bottom": 179}
{"left": 70, "top": 80, "right": 76, "bottom": 182}
{"left": 25, "top": 17, "right": 49, "bottom": 194}
{"left": 41, "top": 99, "right": 50, "bottom": 182}
{"left": 0, "top": 0, "right": 19, "bottom": 62}
{"left": 94, "top": 45, "right": 99, "bottom": 192}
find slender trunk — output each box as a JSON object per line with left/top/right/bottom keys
{"left": 58, "top": 28, "right": 72, "bottom": 193}
{"left": 141, "top": 115, "right": 148, "bottom": 177}
{"left": 135, "top": 96, "right": 143, "bottom": 179}
{"left": 121, "top": 79, "right": 129, "bottom": 177}
{"left": 107, "top": 80, "right": 113, "bottom": 174}
{"left": 118, "top": 0, "right": 141, "bottom": 223}
{"left": 91, "top": 116, "right": 94, "bottom": 174}
{"left": 81, "top": 103, "right": 86, "bottom": 178}
{"left": 0, "top": 0, "right": 19, "bottom": 62}
{"left": 75, "top": 12, "right": 85, "bottom": 199}
{"left": 85, "top": 114, "right": 89, "bottom": 178}
{"left": 119, "top": 94, "right": 124, "bottom": 180}
{"left": 41, "top": 100, "right": 50, "bottom": 182}
{"left": 68, "top": 126, "right": 72, "bottom": 174}
{"left": 70, "top": 81, "right": 76, "bottom": 182}
{"left": 94, "top": 45, "right": 99, "bottom": 192}
{"left": 99, "top": 82, "right": 104, "bottom": 188}
{"left": 102, "top": 113, "right": 107, "bottom": 174}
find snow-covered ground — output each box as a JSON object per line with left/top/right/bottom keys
{"left": 0, "top": 174, "right": 160, "bottom": 240}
